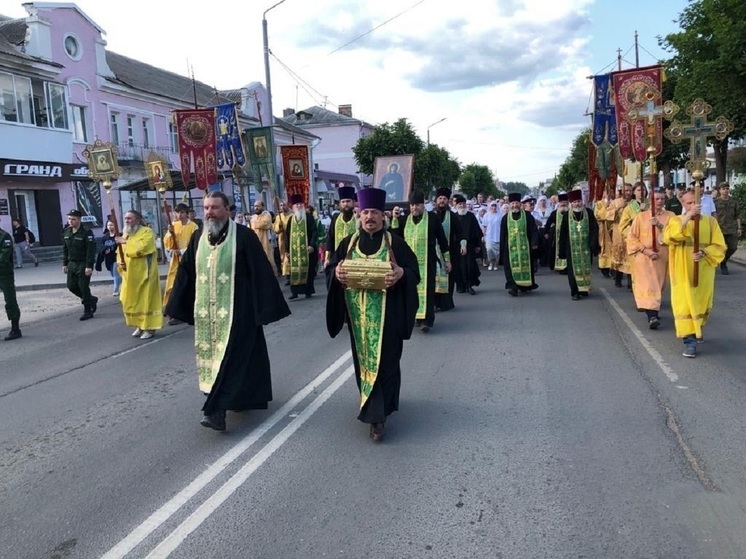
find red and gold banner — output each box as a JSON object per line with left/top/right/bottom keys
{"left": 280, "top": 145, "right": 310, "bottom": 205}
{"left": 612, "top": 65, "right": 662, "bottom": 160}
{"left": 174, "top": 109, "right": 218, "bottom": 190}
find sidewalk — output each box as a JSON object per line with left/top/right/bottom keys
{"left": 13, "top": 261, "right": 171, "bottom": 292}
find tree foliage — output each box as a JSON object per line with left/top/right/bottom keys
{"left": 728, "top": 146, "right": 746, "bottom": 175}
{"left": 352, "top": 118, "right": 460, "bottom": 194}
{"left": 660, "top": 0, "right": 746, "bottom": 182}
{"left": 458, "top": 164, "right": 496, "bottom": 198}
{"left": 554, "top": 129, "right": 589, "bottom": 190}
{"left": 502, "top": 181, "right": 529, "bottom": 195}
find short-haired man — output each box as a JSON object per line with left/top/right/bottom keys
{"left": 62, "top": 209, "right": 98, "bottom": 321}
{"left": 0, "top": 220, "right": 21, "bottom": 340}
{"left": 11, "top": 218, "right": 38, "bottom": 268}
{"left": 713, "top": 182, "right": 741, "bottom": 274}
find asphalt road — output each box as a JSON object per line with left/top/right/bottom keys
{"left": 1, "top": 264, "right": 745, "bottom": 559}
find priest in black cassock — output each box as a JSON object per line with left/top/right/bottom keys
{"left": 558, "top": 189, "right": 600, "bottom": 300}
{"left": 452, "top": 194, "right": 482, "bottom": 295}
{"left": 324, "top": 186, "right": 358, "bottom": 267}
{"left": 543, "top": 191, "right": 569, "bottom": 273}
{"left": 285, "top": 193, "right": 319, "bottom": 299}
{"left": 166, "top": 191, "right": 291, "bottom": 431}
{"left": 326, "top": 188, "right": 420, "bottom": 442}
{"left": 499, "top": 192, "right": 539, "bottom": 296}
{"left": 433, "top": 187, "right": 461, "bottom": 311}
{"left": 391, "top": 190, "right": 450, "bottom": 332}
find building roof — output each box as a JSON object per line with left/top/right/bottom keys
{"left": 283, "top": 105, "right": 366, "bottom": 127}
{"left": 0, "top": 15, "right": 45, "bottom": 62}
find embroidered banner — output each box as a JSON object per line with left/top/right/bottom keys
{"left": 214, "top": 103, "right": 246, "bottom": 169}
{"left": 281, "top": 145, "right": 310, "bottom": 205}
{"left": 245, "top": 127, "right": 276, "bottom": 195}
{"left": 592, "top": 73, "right": 618, "bottom": 147}
{"left": 612, "top": 65, "right": 662, "bottom": 160}
{"left": 174, "top": 109, "right": 218, "bottom": 190}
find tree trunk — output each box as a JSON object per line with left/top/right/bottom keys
{"left": 659, "top": 161, "right": 673, "bottom": 188}
{"left": 713, "top": 139, "right": 729, "bottom": 185}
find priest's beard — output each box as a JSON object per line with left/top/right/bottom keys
{"left": 573, "top": 208, "right": 583, "bottom": 215}
{"left": 457, "top": 208, "right": 468, "bottom": 216}
{"left": 342, "top": 208, "right": 354, "bottom": 219}
{"left": 511, "top": 209, "right": 520, "bottom": 215}
{"left": 294, "top": 209, "right": 306, "bottom": 221}
{"left": 123, "top": 224, "right": 140, "bottom": 236}
{"left": 206, "top": 217, "right": 228, "bottom": 237}
{"left": 559, "top": 206, "right": 569, "bottom": 213}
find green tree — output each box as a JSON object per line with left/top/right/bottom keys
{"left": 458, "top": 164, "right": 496, "bottom": 199}
{"left": 352, "top": 118, "right": 460, "bottom": 195}
{"left": 555, "top": 129, "right": 590, "bottom": 190}
{"left": 660, "top": 0, "right": 746, "bottom": 184}
{"left": 728, "top": 146, "right": 746, "bottom": 174}
{"left": 502, "top": 181, "right": 529, "bottom": 195}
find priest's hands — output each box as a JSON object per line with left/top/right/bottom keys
{"left": 336, "top": 261, "right": 349, "bottom": 285}
{"left": 642, "top": 248, "right": 659, "bottom": 261}
{"left": 445, "top": 262, "right": 452, "bottom": 274}
{"left": 385, "top": 264, "right": 404, "bottom": 287}
{"left": 307, "top": 245, "right": 314, "bottom": 254}
{"left": 693, "top": 250, "right": 705, "bottom": 262}
{"left": 460, "top": 246, "right": 467, "bottom": 256}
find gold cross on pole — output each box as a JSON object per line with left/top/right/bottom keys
{"left": 664, "top": 98, "right": 734, "bottom": 164}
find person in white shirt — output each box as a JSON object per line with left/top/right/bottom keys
{"left": 699, "top": 185, "right": 717, "bottom": 217}
{"left": 482, "top": 201, "right": 502, "bottom": 270}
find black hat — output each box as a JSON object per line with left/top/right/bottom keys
{"left": 67, "top": 209, "right": 82, "bottom": 218}
{"left": 568, "top": 189, "right": 583, "bottom": 203}
{"left": 453, "top": 194, "right": 466, "bottom": 204}
{"left": 665, "top": 184, "right": 675, "bottom": 190}
{"left": 435, "top": 187, "right": 452, "bottom": 199}
{"left": 507, "top": 192, "right": 522, "bottom": 203}
{"left": 337, "top": 186, "right": 357, "bottom": 202}
{"left": 557, "top": 192, "right": 569, "bottom": 202}
{"left": 409, "top": 190, "right": 425, "bottom": 204}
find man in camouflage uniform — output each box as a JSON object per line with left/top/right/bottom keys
{"left": 714, "top": 182, "right": 742, "bottom": 275}
{"left": 62, "top": 209, "right": 98, "bottom": 320}
{"left": 0, "top": 220, "right": 21, "bottom": 340}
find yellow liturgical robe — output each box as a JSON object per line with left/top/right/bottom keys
{"left": 274, "top": 211, "right": 292, "bottom": 276}
{"left": 162, "top": 219, "right": 198, "bottom": 307}
{"left": 627, "top": 209, "right": 674, "bottom": 311}
{"left": 250, "top": 210, "right": 277, "bottom": 275}
{"left": 593, "top": 199, "right": 614, "bottom": 270}
{"left": 662, "top": 214, "right": 725, "bottom": 338}
{"left": 608, "top": 197, "right": 630, "bottom": 274}
{"left": 118, "top": 226, "right": 164, "bottom": 331}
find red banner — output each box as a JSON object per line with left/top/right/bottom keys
{"left": 612, "top": 65, "right": 662, "bottom": 161}
{"left": 174, "top": 109, "right": 218, "bottom": 190}
{"left": 280, "top": 145, "right": 310, "bottom": 205}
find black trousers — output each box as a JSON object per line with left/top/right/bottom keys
{"left": 0, "top": 274, "right": 20, "bottom": 322}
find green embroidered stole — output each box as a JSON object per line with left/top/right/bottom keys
{"left": 569, "top": 210, "right": 592, "bottom": 292}
{"left": 554, "top": 212, "right": 567, "bottom": 271}
{"left": 507, "top": 211, "right": 532, "bottom": 286}
{"left": 344, "top": 231, "right": 389, "bottom": 409}
{"left": 289, "top": 216, "right": 309, "bottom": 285}
{"left": 194, "top": 221, "right": 236, "bottom": 393}
{"left": 334, "top": 214, "right": 357, "bottom": 251}
{"left": 435, "top": 211, "right": 450, "bottom": 294}
{"left": 404, "top": 212, "right": 429, "bottom": 319}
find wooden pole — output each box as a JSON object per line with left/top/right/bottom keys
{"left": 692, "top": 170, "right": 702, "bottom": 287}
{"left": 103, "top": 180, "right": 126, "bottom": 271}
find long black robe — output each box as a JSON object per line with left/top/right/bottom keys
{"left": 324, "top": 211, "right": 357, "bottom": 256}
{"left": 433, "top": 208, "right": 461, "bottom": 311}
{"left": 286, "top": 214, "right": 319, "bottom": 296}
{"left": 453, "top": 211, "right": 482, "bottom": 291}
{"left": 165, "top": 225, "right": 291, "bottom": 415}
{"left": 557, "top": 208, "right": 600, "bottom": 296}
{"left": 498, "top": 210, "right": 539, "bottom": 291}
{"left": 543, "top": 209, "right": 563, "bottom": 271}
{"left": 325, "top": 229, "right": 420, "bottom": 423}
{"left": 392, "top": 211, "right": 449, "bottom": 328}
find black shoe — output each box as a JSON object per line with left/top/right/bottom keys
{"left": 467, "top": 287, "right": 476, "bottom": 295}
{"left": 3, "top": 329, "right": 21, "bottom": 341}
{"left": 288, "top": 294, "right": 298, "bottom": 300}
{"left": 721, "top": 263, "right": 729, "bottom": 275}
{"left": 456, "top": 288, "right": 466, "bottom": 293}
{"left": 284, "top": 279, "right": 290, "bottom": 286}
{"left": 420, "top": 325, "right": 431, "bottom": 333}
{"left": 200, "top": 410, "right": 226, "bottom": 431}
{"left": 168, "top": 317, "right": 182, "bottom": 326}
{"left": 648, "top": 317, "right": 660, "bottom": 330}
{"left": 90, "top": 296, "right": 98, "bottom": 314}
{"left": 305, "top": 293, "right": 312, "bottom": 299}
{"left": 508, "top": 288, "right": 518, "bottom": 297}
{"left": 370, "top": 422, "right": 385, "bottom": 442}
{"left": 571, "top": 294, "right": 581, "bottom": 301}
{"left": 614, "top": 281, "right": 622, "bottom": 288}
{"left": 79, "top": 311, "right": 94, "bottom": 321}
{"left": 580, "top": 292, "right": 589, "bottom": 297}
{"left": 600, "top": 269, "right": 610, "bottom": 278}
{"left": 34, "top": 262, "right": 39, "bottom": 267}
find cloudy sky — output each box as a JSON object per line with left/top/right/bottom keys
{"left": 1, "top": 0, "right": 689, "bottom": 184}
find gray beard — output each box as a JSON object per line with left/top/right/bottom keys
{"left": 559, "top": 207, "right": 569, "bottom": 213}
{"left": 123, "top": 224, "right": 140, "bottom": 236}
{"left": 457, "top": 208, "right": 468, "bottom": 216}
{"left": 511, "top": 209, "right": 520, "bottom": 214}
{"left": 294, "top": 210, "right": 306, "bottom": 221}
{"left": 206, "top": 218, "right": 228, "bottom": 237}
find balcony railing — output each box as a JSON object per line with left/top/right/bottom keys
{"left": 115, "top": 142, "right": 177, "bottom": 165}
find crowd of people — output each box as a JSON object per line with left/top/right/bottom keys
{"left": 0, "top": 179, "right": 739, "bottom": 438}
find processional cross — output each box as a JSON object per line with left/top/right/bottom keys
{"left": 664, "top": 98, "right": 734, "bottom": 286}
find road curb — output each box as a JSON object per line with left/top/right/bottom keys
{"left": 15, "top": 274, "right": 169, "bottom": 293}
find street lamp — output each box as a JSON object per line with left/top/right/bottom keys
{"left": 427, "top": 117, "right": 447, "bottom": 145}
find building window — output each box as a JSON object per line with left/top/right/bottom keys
{"left": 110, "top": 113, "right": 119, "bottom": 144}
{"left": 45, "top": 82, "right": 69, "bottom": 130}
{"left": 126, "top": 115, "right": 134, "bottom": 146}
{"left": 71, "top": 105, "right": 87, "bottom": 142}
{"left": 63, "top": 34, "right": 82, "bottom": 61}
{"left": 0, "top": 72, "right": 34, "bottom": 124}
{"left": 142, "top": 118, "right": 150, "bottom": 148}
{"left": 169, "top": 121, "right": 179, "bottom": 153}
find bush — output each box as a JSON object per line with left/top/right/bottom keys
{"left": 732, "top": 180, "right": 746, "bottom": 242}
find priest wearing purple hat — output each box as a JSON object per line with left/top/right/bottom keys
{"left": 326, "top": 187, "right": 420, "bottom": 441}
{"left": 391, "top": 190, "right": 450, "bottom": 332}
{"left": 499, "top": 192, "right": 539, "bottom": 296}
{"left": 543, "top": 191, "right": 569, "bottom": 273}
{"left": 324, "top": 185, "right": 358, "bottom": 267}
{"left": 285, "top": 193, "right": 319, "bottom": 300}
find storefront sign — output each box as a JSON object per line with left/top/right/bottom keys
{"left": 0, "top": 158, "right": 91, "bottom": 182}
{"left": 0, "top": 198, "right": 8, "bottom": 215}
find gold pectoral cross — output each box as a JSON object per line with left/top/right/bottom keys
{"left": 576, "top": 220, "right": 583, "bottom": 232}
{"left": 207, "top": 250, "right": 217, "bottom": 269}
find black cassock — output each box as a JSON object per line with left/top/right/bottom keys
{"left": 326, "top": 229, "right": 420, "bottom": 424}
{"left": 433, "top": 208, "right": 462, "bottom": 311}
{"left": 543, "top": 209, "right": 562, "bottom": 271}
{"left": 324, "top": 211, "right": 357, "bottom": 256}
{"left": 453, "top": 211, "right": 482, "bottom": 291}
{"left": 287, "top": 215, "right": 319, "bottom": 296}
{"left": 391, "top": 211, "right": 449, "bottom": 328}
{"left": 558, "top": 208, "right": 600, "bottom": 296}
{"left": 498, "top": 210, "right": 539, "bottom": 291}
{"left": 166, "top": 225, "right": 291, "bottom": 415}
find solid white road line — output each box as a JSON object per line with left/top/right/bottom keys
{"left": 600, "top": 287, "right": 679, "bottom": 383}
{"left": 145, "top": 365, "right": 355, "bottom": 558}
{"left": 100, "top": 351, "right": 352, "bottom": 559}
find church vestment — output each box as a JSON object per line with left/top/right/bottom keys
{"left": 433, "top": 207, "right": 459, "bottom": 311}
{"left": 558, "top": 207, "right": 600, "bottom": 298}
{"left": 324, "top": 211, "right": 358, "bottom": 265}
{"left": 453, "top": 210, "right": 482, "bottom": 292}
{"left": 593, "top": 199, "right": 614, "bottom": 273}
{"left": 499, "top": 210, "right": 539, "bottom": 293}
{"left": 166, "top": 221, "right": 291, "bottom": 417}
{"left": 162, "top": 219, "right": 198, "bottom": 308}
{"left": 249, "top": 210, "right": 278, "bottom": 275}
{"left": 286, "top": 214, "right": 319, "bottom": 297}
{"left": 627, "top": 209, "right": 674, "bottom": 316}
{"left": 118, "top": 226, "right": 163, "bottom": 332}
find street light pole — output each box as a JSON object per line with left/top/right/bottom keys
{"left": 262, "top": 0, "right": 287, "bottom": 209}
{"left": 427, "top": 117, "right": 447, "bottom": 145}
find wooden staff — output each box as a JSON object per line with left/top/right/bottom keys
{"left": 647, "top": 146, "right": 658, "bottom": 251}
{"left": 692, "top": 175, "right": 701, "bottom": 287}
{"left": 105, "top": 183, "right": 127, "bottom": 272}
{"left": 163, "top": 200, "right": 180, "bottom": 265}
